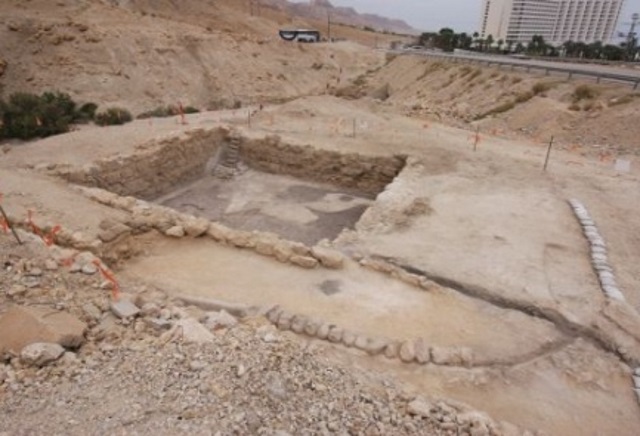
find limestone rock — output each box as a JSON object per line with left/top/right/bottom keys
{"left": 290, "top": 255, "right": 319, "bottom": 269}
{"left": 354, "top": 335, "right": 369, "bottom": 351}
{"left": 272, "top": 241, "right": 294, "bottom": 263}
{"left": 98, "top": 221, "right": 131, "bottom": 243}
{"left": 265, "top": 305, "right": 283, "bottom": 324}
{"left": 327, "top": 326, "right": 343, "bottom": 343}
{"left": 110, "top": 298, "right": 140, "bottom": 319}
{"left": 415, "top": 338, "right": 430, "bottom": 364}
{"left": 407, "top": 397, "right": 433, "bottom": 418}
{"left": 303, "top": 319, "right": 320, "bottom": 336}
{"left": 163, "top": 318, "right": 214, "bottom": 344}
{"left": 182, "top": 217, "right": 210, "bottom": 237}
{"left": 207, "top": 222, "right": 234, "bottom": 242}
{"left": 384, "top": 342, "right": 400, "bottom": 359}
{"left": 20, "top": 343, "right": 65, "bottom": 367}
{"left": 202, "top": 310, "right": 238, "bottom": 330}
{"left": 165, "top": 225, "right": 185, "bottom": 238}
{"left": 363, "top": 338, "right": 388, "bottom": 355}
{"left": 276, "top": 312, "right": 293, "bottom": 330}
{"left": 431, "top": 346, "right": 474, "bottom": 367}
{"left": 290, "top": 315, "right": 307, "bottom": 334}
{"left": 311, "top": 246, "right": 345, "bottom": 269}
{"left": 399, "top": 340, "right": 416, "bottom": 363}
{"left": 316, "top": 323, "right": 331, "bottom": 340}
{"left": 342, "top": 330, "right": 356, "bottom": 347}
{"left": 228, "top": 230, "right": 255, "bottom": 248}
{"left": 0, "top": 307, "right": 86, "bottom": 354}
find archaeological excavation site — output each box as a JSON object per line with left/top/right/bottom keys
{"left": 2, "top": 1, "right": 640, "bottom": 435}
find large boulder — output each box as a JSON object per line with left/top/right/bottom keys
{"left": 0, "top": 307, "right": 87, "bottom": 355}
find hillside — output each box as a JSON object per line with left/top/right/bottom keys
{"left": 0, "top": 0, "right": 399, "bottom": 114}
{"left": 349, "top": 54, "right": 640, "bottom": 156}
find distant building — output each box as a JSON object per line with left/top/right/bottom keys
{"left": 480, "top": 0, "right": 624, "bottom": 45}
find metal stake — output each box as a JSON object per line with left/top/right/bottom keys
{"left": 0, "top": 205, "right": 22, "bottom": 245}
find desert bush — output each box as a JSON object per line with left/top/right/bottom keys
{"left": 532, "top": 82, "right": 552, "bottom": 95}
{"left": 0, "top": 91, "right": 92, "bottom": 139}
{"left": 75, "top": 102, "right": 98, "bottom": 123}
{"left": 459, "top": 66, "right": 473, "bottom": 77}
{"left": 385, "top": 53, "right": 397, "bottom": 64}
{"left": 95, "top": 107, "right": 133, "bottom": 126}
{"left": 515, "top": 91, "right": 534, "bottom": 103}
{"left": 572, "top": 84, "right": 598, "bottom": 102}
{"left": 568, "top": 102, "right": 581, "bottom": 111}
{"left": 183, "top": 105, "right": 199, "bottom": 114}
{"left": 466, "top": 68, "right": 482, "bottom": 82}
{"left": 476, "top": 100, "right": 516, "bottom": 119}
{"left": 511, "top": 76, "right": 523, "bottom": 84}
{"left": 138, "top": 104, "right": 200, "bottom": 119}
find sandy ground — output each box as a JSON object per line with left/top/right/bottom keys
{"left": 1, "top": 95, "right": 640, "bottom": 435}
{"left": 156, "top": 170, "right": 373, "bottom": 246}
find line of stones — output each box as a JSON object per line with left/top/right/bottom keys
{"left": 568, "top": 199, "right": 640, "bottom": 406}
{"left": 634, "top": 368, "right": 640, "bottom": 404}
{"left": 263, "top": 305, "right": 475, "bottom": 367}
{"left": 568, "top": 199, "right": 625, "bottom": 302}
{"left": 78, "top": 187, "right": 346, "bottom": 271}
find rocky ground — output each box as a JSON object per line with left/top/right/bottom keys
{"left": 0, "top": 234, "right": 525, "bottom": 435}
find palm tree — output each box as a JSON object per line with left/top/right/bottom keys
{"left": 485, "top": 34, "right": 495, "bottom": 52}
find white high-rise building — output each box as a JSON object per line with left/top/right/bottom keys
{"left": 480, "top": 0, "right": 625, "bottom": 45}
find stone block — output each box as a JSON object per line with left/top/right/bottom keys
{"left": 0, "top": 307, "right": 86, "bottom": 354}
{"left": 311, "top": 246, "right": 345, "bottom": 269}
{"left": 290, "top": 255, "right": 319, "bottom": 269}
{"left": 110, "top": 298, "right": 141, "bottom": 319}
{"left": 162, "top": 318, "right": 214, "bottom": 344}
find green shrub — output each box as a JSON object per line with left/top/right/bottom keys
{"left": 95, "top": 107, "right": 133, "bottom": 126}
{"left": 137, "top": 106, "right": 175, "bottom": 119}
{"left": 183, "top": 105, "right": 199, "bottom": 114}
{"left": 0, "top": 91, "right": 86, "bottom": 140}
{"left": 75, "top": 102, "right": 98, "bottom": 123}
{"left": 572, "top": 85, "right": 598, "bottom": 102}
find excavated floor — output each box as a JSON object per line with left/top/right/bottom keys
{"left": 155, "top": 169, "right": 375, "bottom": 246}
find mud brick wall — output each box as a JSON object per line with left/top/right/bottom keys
{"left": 62, "top": 128, "right": 229, "bottom": 200}
{"left": 240, "top": 135, "right": 406, "bottom": 195}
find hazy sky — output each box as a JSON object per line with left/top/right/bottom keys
{"left": 323, "top": 0, "right": 640, "bottom": 36}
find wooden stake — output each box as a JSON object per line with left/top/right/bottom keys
{"left": 543, "top": 136, "right": 554, "bottom": 172}
{"left": 473, "top": 126, "right": 480, "bottom": 152}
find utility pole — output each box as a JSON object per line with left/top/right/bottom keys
{"left": 327, "top": 11, "right": 332, "bottom": 42}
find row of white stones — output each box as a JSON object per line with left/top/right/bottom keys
{"left": 568, "top": 199, "right": 625, "bottom": 302}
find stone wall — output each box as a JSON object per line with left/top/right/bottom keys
{"left": 239, "top": 135, "right": 406, "bottom": 195}
{"left": 61, "top": 128, "right": 230, "bottom": 200}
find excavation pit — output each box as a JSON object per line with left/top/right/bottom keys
{"left": 155, "top": 169, "right": 376, "bottom": 246}
{"left": 65, "top": 128, "right": 406, "bottom": 245}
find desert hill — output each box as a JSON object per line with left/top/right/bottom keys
{"left": 0, "top": 0, "right": 405, "bottom": 114}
